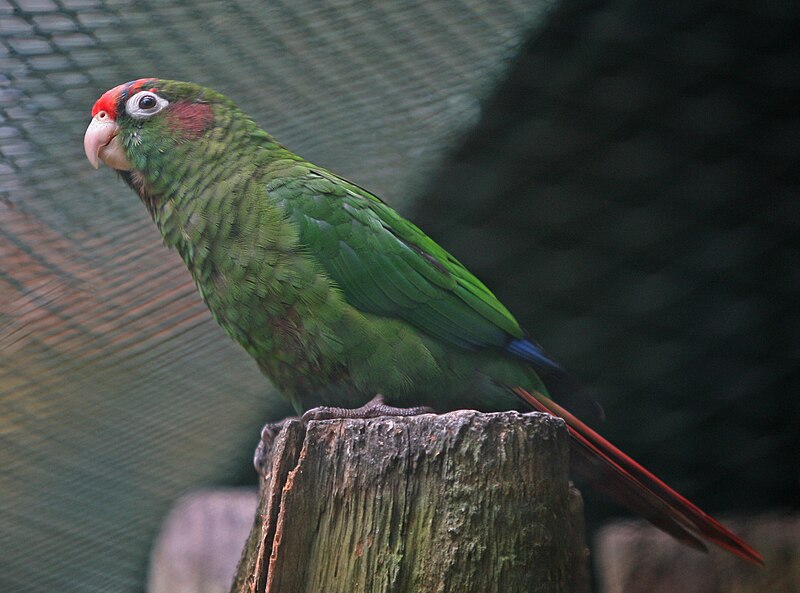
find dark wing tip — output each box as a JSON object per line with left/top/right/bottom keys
{"left": 506, "top": 338, "right": 562, "bottom": 370}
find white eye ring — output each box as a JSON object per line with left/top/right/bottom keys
{"left": 125, "top": 91, "right": 169, "bottom": 119}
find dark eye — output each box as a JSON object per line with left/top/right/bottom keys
{"left": 138, "top": 95, "right": 157, "bottom": 110}
{"left": 125, "top": 91, "right": 168, "bottom": 119}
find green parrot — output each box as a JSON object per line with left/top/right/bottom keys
{"left": 84, "top": 79, "right": 761, "bottom": 565}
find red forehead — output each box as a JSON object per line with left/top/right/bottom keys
{"left": 91, "top": 78, "right": 158, "bottom": 119}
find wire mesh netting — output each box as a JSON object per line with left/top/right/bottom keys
{"left": 1, "top": 1, "right": 552, "bottom": 592}
{"left": 2, "top": 0, "right": 799, "bottom": 592}
{"left": 413, "top": 0, "right": 800, "bottom": 525}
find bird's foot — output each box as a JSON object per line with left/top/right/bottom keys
{"left": 301, "top": 393, "right": 435, "bottom": 422}
{"left": 253, "top": 416, "right": 299, "bottom": 476}
{"left": 254, "top": 396, "right": 434, "bottom": 476}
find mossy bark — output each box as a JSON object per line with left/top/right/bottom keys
{"left": 231, "top": 410, "right": 589, "bottom": 593}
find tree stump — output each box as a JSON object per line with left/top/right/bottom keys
{"left": 231, "top": 410, "right": 589, "bottom": 593}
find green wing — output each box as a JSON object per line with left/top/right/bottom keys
{"left": 268, "top": 168, "right": 524, "bottom": 351}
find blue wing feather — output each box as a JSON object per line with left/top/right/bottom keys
{"left": 506, "top": 338, "right": 563, "bottom": 371}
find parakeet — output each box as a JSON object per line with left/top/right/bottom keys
{"left": 84, "top": 79, "right": 762, "bottom": 565}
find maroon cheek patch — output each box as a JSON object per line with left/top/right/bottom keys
{"left": 166, "top": 101, "right": 214, "bottom": 139}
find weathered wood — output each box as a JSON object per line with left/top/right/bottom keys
{"left": 232, "top": 410, "right": 589, "bottom": 593}
{"left": 231, "top": 419, "right": 306, "bottom": 593}
{"left": 595, "top": 513, "right": 800, "bottom": 593}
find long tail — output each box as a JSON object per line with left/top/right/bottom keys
{"left": 511, "top": 387, "right": 763, "bottom": 566}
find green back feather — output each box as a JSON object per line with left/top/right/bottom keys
{"left": 270, "top": 168, "right": 525, "bottom": 350}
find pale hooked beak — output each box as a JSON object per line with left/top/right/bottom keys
{"left": 84, "top": 111, "right": 132, "bottom": 171}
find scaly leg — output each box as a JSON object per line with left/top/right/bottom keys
{"left": 254, "top": 394, "right": 435, "bottom": 476}
{"left": 301, "top": 393, "right": 435, "bottom": 422}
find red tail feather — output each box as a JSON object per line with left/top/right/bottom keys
{"left": 511, "top": 387, "right": 763, "bottom": 566}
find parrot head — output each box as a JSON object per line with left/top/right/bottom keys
{"left": 83, "top": 79, "right": 231, "bottom": 172}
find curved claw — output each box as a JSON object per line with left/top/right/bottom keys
{"left": 253, "top": 416, "right": 300, "bottom": 476}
